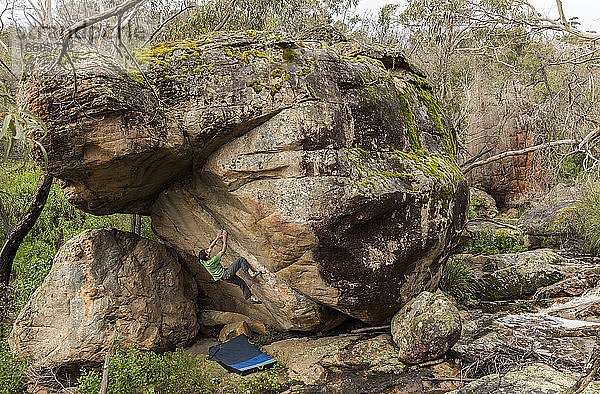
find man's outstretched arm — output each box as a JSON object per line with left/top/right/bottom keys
{"left": 219, "top": 231, "right": 228, "bottom": 256}
{"left": 207, "top": 231, "right": 222, "bottom": 256}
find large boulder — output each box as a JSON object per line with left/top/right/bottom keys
{"left": 8, "top": 229, "right": 199, "bottom": 371}
{"left": 391, "top": 291, "right": 461, "bottom": 364}
{"left": 25, "top": 32, "right": 468, "bottom": 329}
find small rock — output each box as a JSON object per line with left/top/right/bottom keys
{"left": 391, "top": 291, "right": 461, "bottom": 365}
{"left": 534, "top": 266, "right": 600, "bottom": 299}
{"left": 199, "top": 310, "right": 267, "bottom": 334}
{"left": 219, "top": 321, "right": 252, "bottom": 342}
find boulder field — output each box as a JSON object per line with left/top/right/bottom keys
{"left": 13, "top": 31, "right": 468, "bottom": 365}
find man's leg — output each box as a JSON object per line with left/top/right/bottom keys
{"left": 223, "top": 256, "right": 250, "bottom": 279}
{"left": 223, "top": 274, "right": 252, "bottom": 300}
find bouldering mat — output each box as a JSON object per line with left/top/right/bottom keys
{"left": 208, "top": 334, "right": 276, "bottom": 375}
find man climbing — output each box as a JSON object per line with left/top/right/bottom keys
{"left": 198, "top": 230, "right": 263, "bottom": 304}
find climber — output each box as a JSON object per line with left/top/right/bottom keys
{"left": 198, "top": 230, "right": 263, "bottom": 304}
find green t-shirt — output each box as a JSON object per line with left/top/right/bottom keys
{"left": 202, "top": 252, "right": 224, "bottom": 281}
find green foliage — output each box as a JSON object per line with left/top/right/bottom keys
{"left": 77, "top": 344, "right": 214, "bottom": 394}
{"left": 462, "top": 229, "right": 527, "bottom": 255}
{"left": 240, "top": 363, "right": 291, "bottom": 394}
{"left": 0, "top": 336, "right": 27, "bottom": 394}
{"left": 158, "top": 0, "right": 355, "bottom": 43}
{"left": 440, "top": 257, "right": 477, "bottom": 304}
{"left": 468, "top": 195, "right": 485, "bottom": 219}
{"left": 0, "top": 81, "right": 48, "bottom": 166}
{"left": 77, "top": 342, "right": 290, "bottom": 394}
{"left": 557, "top": 153, "right": 585, "bottom": 185}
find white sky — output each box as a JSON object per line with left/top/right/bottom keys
{"left": 355, "top": 0, "right": 600, "bottom": 33}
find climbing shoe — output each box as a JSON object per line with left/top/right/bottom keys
{"left": 250, "top": 296, "right": 262, "bottom": 304}
{"left": 250, "top": 271, "right": 263, "bottom": 279}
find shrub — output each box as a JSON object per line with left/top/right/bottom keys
{"left": 0, "top": 337, "right": 27, "bottom": 394}
{"left": 462, "top": 229, "right": 527, "bottom": 255}
{"left": 576, "top": 183, "right": 600, "bottom": 254}
{"left": 77, "top": 341, "right": 291, "bottom": 394}
{"left": 557, "top": 153, "right": 585, "bottom": 185}
{"left": 545, "top": 181, "right": 600, "bottom": 254}
{"left": 240, "top": 363, "right": 291, "bottom": 394}
{"left": 440, "top": 257, "right": 477, "bottom": 304}
{"left": 77, "top": 344, "right": 215, "bottom": 394}
{"left": 468, "top": 195, "right": 485, "bottom": 219}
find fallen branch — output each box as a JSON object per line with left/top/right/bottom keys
{"left": 99, "top": 350, "right": 111, "bottom": 394}
{"left": 462, "top": 139, "right": 576, "bottom": 174}
{"left": 421, "top": 377, "right": 477, "bottom": 382}
{"left": 350, "top": 325, "right": 391, "bottom": 334}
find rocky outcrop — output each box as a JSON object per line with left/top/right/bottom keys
{"left": 449, "top": 363, "right": 600, "bottom": 394}
{"left": 469, "top": 187, "right": 498, "bottom": 218}
{"left": 25, "top": 31, "right": 468, "bottom": 329}
{"left": 461, "top": 249, "right": 565, "bottom": 300}
{"left": 391, "top": 291, "right": 461, "bottom": 364}
{"left": 517, "top": 201, "right": 577, "bottom": 247}
{"left": 8, "top": 229, "right": 199, "bottom": 371}
{"left": 262, "top": 332, "right": 464, "bottom": 393}
{"left": 454, "top": 307, "right": 599, "bottom": 376}
{"left": 462, "top": 76, "right": 540, "bottom": 206}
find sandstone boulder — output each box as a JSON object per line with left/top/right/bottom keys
{"left": 391, "top": 291, "right": 461, "bottom": 364}
{"left": 25, "top": 31, "right": 468, "bottom": 329}
{"left": 8, "top": 229, "right": 199, "bottom": 371}
{"left": 199, "top": 310, "right": 266, "bottom": 334}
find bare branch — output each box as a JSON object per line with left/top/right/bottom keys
{"left": 142, "top": 5, "right": 196, "bottom": 47}
{"left": 52, "top": 0, "right": 146, "bottom": 69}
{"left": 462, "top": 139, "right": 577, "bottom": 174}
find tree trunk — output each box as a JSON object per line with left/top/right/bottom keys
{"left": 130, "top": 214, "right": 141, "bottom": 235}
{"left": 0, "top": 174, "right": 53, "bottom": 285}
{"left": 0, "top": 196, "right": 11, "bottom": 236}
